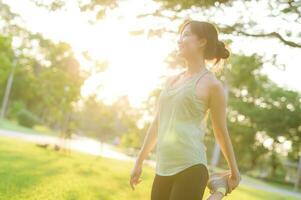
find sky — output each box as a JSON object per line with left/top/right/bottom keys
{"left": 4, "top": 0, "right": 301, "bottom": 109}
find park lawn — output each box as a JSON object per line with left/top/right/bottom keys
{"left": 0, "top": 119, "right": 58, "bottom": 136}
{"left": 0, "top": 137, "right": 299, "bottom": 200}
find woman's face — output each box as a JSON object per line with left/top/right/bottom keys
{"left": 177, "top": 24, "right": 206, "bottom": 59}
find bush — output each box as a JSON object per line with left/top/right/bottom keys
{"left": 120, "top": 130, "right": 141, "bottom": 149}
{"left": 8, "top": 101, "right": 26, "bottom": 119}
{"left": 17, "top": 109, "right": 40, "bottom": 128}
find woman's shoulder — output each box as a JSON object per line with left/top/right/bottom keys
{"left": 207, "top": 74, "right": 228, "bottom": 103}
{"left": 202, "top": 71, "right": 223, "bottom": 89}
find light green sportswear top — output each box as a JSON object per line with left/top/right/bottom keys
{"left": 155, "top": 68, "right": 210, "bottom": 176}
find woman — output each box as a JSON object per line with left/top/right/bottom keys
{"left": 129, "top": 20, "right": 241, "bottom": 200}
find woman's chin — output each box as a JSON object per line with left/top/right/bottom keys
{"left": 176, "top": 50, "right": 188, "bottom": 58}
{"left": 177, "top": 54, "right": 191, "bottom": 61}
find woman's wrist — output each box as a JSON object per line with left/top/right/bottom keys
{"left": 230, "top": 166, "right": 240, "bottom": 176}
{"left": 231, "top": 169, "right": 241, "bottom": 179}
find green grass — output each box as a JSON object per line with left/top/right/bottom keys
{"left": 259, "top": 178, "right": 301, "bottom": 194}
{"left": 0, "top": 119, "right": 58, "bottom": 136}
{"left": 0, "top": 137, "right": 299, "bottom": 200}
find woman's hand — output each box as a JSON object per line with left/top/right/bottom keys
{"left": 227, "top": 172, "right": 241, "bottom": 193}
{"left": 129, "top": 161, "right": 143, "bottom": 190}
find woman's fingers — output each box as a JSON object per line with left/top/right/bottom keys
{"left": 130, "top": 173, "right": 137, "bottom": 190}
{"left": 130, "top": 179, "right": 137, "bottom": 190}
{"left": 129, "top": 164, "right": 143, "bottom": 191}
{"left": 130, "top": 177, "right": 135, "bottom": 190}
{"left": 227, "top": 178, "right": 233, "bottom": 193}
{"left": 226, "top": 173, "right": 241, "bottom": 194}
{"left": 130, "top": 175, "right": 142, "bottom": 190}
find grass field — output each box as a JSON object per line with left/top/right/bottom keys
{"left": 0, "top": 119, "right": 58, "bottom": 136}
{"left": 0, "top": 137, "right": 299, "bottom": 200}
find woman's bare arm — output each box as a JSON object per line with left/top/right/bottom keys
{"left": 135, "top": 110, "right": 158, "bottom": 165}
{"left": 135, "top": 75, "right": 177, "bottom": 165}
{"left": 209, "top": 80, "right": 240, "bottom": 177}
{"left": 135, "top": 73, "right": 180, "bottom": 166}
{"left": 130, "top": 108, "right": 159, "bottom": 190}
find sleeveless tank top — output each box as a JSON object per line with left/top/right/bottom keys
{"left": 155, "top": 68, "right": 210, "bottom": 176}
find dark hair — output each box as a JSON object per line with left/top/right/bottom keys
{"left": 178, "top": 19, "right": 230, "bottom": 71}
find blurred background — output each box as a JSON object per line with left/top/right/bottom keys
{"left": 0, "top": 0, "right": 300, "bottom": 199}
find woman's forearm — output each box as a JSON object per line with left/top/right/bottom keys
{"left": 135, "top": 116, "right": 158, "bottom": 165}
{"left": 214, "top": 128, "right": 240, "bottom": 177}
{"left": 209, "top": 82, "right": 240, "bottom": 177}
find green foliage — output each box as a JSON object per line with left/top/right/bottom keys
{"left": 17, "top": 109, "right": 40, "bottom": 128}
{"left": 73, "top": 95, "right": 117, "bottom": 140}
{"left": 3, "top": 33, "right": 86, "bottom": 130}
{"left": 221, "top": 53, "right": 301, "bottom": 176}
{"left": 120, "top": 130, "right": 142, "bottom": 149}
{"left": 73, "top": 95, "right": 143, "bottom": 146}
{"left": 7, "top": 100, "right": 26, "bottom": 119}
{"left": 0, "top": 35, "right": 14, "bottom": 100}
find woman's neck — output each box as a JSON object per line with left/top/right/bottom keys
{"left": 184, "top": 56, "right": 206, "bottom": 75}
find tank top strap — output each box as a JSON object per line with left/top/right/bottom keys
{"left": 166, "top": 68, "right": 210, "bottom": 92}
{"left": 166, "top": 70, "right": 195, "bottom": 91}
{"left": 192, "top": 69, "right": 210, "bottom": 90}
{"left": 169, "top": 70, "right": 186, "bottom": 87}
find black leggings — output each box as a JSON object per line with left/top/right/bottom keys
{"left": 151, "top": 163, "right": 209, "bottom": 200}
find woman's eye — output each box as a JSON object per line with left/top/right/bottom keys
{"left": 180, "top": 33, "right": 189, "bottom": 40}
